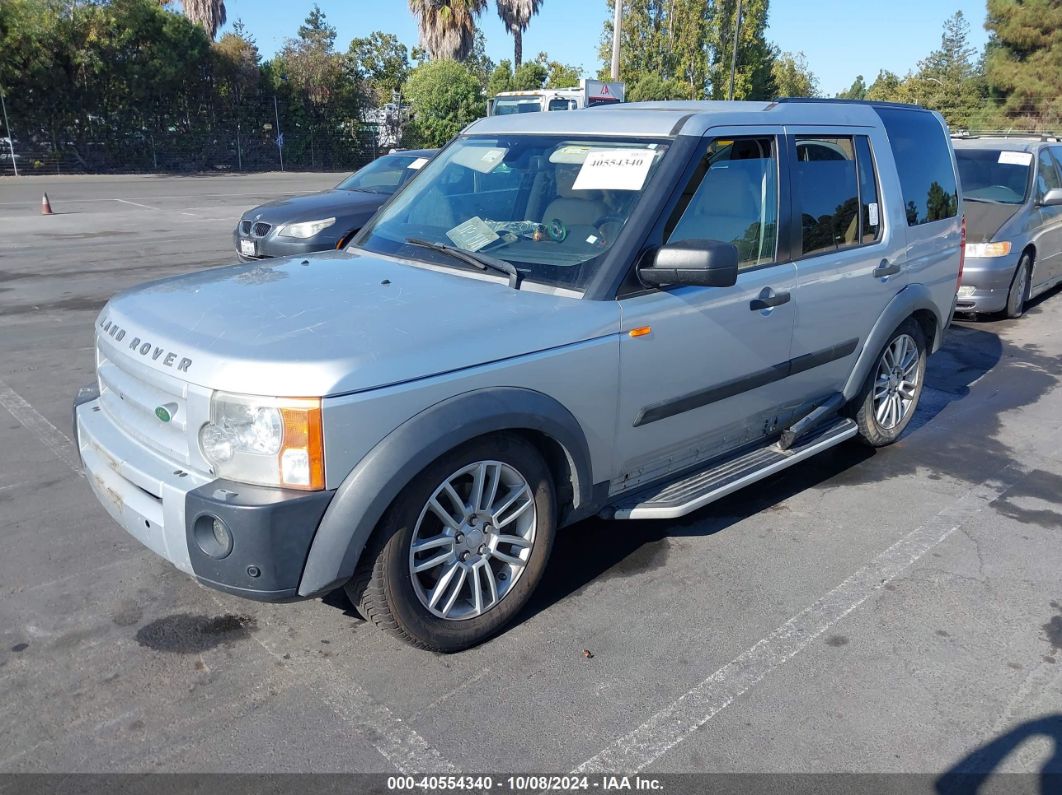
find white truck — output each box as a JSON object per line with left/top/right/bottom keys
{"left": 487, "top": 79, "right": 625, "bottom": 117}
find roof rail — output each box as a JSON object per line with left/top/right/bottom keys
{"left": 950, "top": 129, "right": 1061, "bottom": 142}
{"left": 774, "top": 97, "right": 924, "bottom": 110}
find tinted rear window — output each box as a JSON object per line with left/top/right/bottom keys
{"left": 875, "top": 107, "right": 958, "bottom": 226}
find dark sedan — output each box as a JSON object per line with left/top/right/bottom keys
{"left": 234, "top": 149, "right": 436, "bottom": 260}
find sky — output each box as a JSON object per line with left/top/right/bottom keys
{"left": 217, "top": 0, "right": 992, "bottom": 97}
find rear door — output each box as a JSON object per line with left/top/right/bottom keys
{"left": 784, "top": 127, "right": 907, "bottom": 403}
{"left": 613, "top": 130, "right": 798, "bottom": 492}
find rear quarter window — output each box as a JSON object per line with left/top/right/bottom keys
{"left": 875, "top": 107, "right": 958, "bottom": 226}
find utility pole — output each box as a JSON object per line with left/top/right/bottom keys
{"left": 610, "top": 0, "right": 622, "bottom": 81}
{"left": 0, "top": 90, "right": 18, "bottom": 177}
{"left": 273, "top": 94, "right": 284, "bottom": 172}
{"left": 727, "top": 0, "right": 743, "bottom": 101}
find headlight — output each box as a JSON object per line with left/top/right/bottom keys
{"left": 277, "top": 217, "right": 336, "bottom": 239}
{"left": 964, "top": 241, "right": 1012, "bottom": 258}
{"left": 199, "top": 392, "right": 324, "bottom": 490}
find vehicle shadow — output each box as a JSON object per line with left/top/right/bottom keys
{"left": 936, "top": 714, "right": 1062, "bottom": 794}
{"left": 519, "top": 322, "right": 1012, "bottom": 626}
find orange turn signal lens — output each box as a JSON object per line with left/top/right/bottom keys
{"left": 629, "top": 326, "right": 653, "bottom": 338}
{"left": 278, "top": 399, "right": 325, "bottom": 490}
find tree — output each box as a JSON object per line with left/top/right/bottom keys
{"left": 496, "top": 0, "right": 542, "bottom": 68}
{"left": 627, "top": 73, "right": 688, "bottom": 102}
{"left": 404, "top": 59, "right": 483, "bottom": 146}
{"left": 465, "top": 28, "right": 495, "bottom": 87}
{"left": 707, "top": 0, "right": 774, "bottom": 100}
{"left": 297, "top": 3, "right": 336, "bottom": 50}
{"left": 487, "top": 60, "right": 514, "bottom": 96}
{"left": 865, "top": 70, "right": 908, "bottom": 103}
{"left": 511, "top": 61, "right": 547, "bottom": 90}
{"left": 349, "top": 31, "right": 410, "bottom": 104}
{"left": 771, "top": 51, "right": 817, "bottom": 98}
{"left": 179, "top": 0, "right": 226, "bottom": 40}
{"left": 536, "top": 53, "right": 580, "bottom": 88}
{"left": 837, "top": 75, "right": 867, "bottom": 100}
{"left": 984, "top": 0, "right": 1062, "bottom": 128}
{"left": 408, "top": 0, "right": 487, "bottom": 61}
{"left": 908, "top": 11, "right": 985, "bottom": 128}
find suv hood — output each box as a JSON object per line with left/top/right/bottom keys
{"left": 96, "top": 251, "right": 619, "bottom": 397}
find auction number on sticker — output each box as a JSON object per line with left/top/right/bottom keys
{"left": 388, "top": 776, "right": 494, "bottom": 790}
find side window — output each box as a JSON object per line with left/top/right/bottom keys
{"left": 875, "top": 107, "right": 958, "bottom": 225}
{"left": 667, "top": 136, "right": 778, "bottom": 270}
{"left": 1036, "top": 149, "right": 1062, "bottom": 201}
{"left": 794, "top": 136, "right": 859, "bottom": 256}
{"left": 1052, "top": 147, "right": 1062, "bottom": 178}
{"left": 856, "top": 137, "right": 883, "bottom": 243}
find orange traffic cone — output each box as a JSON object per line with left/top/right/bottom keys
{"left": 41, "top": 193, "right": 53, "bottom": 215}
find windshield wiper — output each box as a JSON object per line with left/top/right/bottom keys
{"left": 406, "top": 238, "right": 522, "bottom": 289}
{"left": 964, "top": 196, "right": 1000, "bottom": 204}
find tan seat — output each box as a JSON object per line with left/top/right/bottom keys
{"left": 541, "top": 166, "right": 608, "bottom": 227}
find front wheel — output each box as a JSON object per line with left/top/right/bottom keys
{"left": 346, "top": 434, "right": 556, "bottom": 652}
{"left": 1004, "top": 255, "right": 1032, "bottom": 319}
{"left": 853, "top": 319, "right": 927, "bottom": 447}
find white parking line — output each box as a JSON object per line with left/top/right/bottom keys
{"left": 113, "top": 198, "right": 160, "bottom": 211}
{"left": 1, "top": 377, "right": 459, "bottom": 775}
{"left": 571, "top": 459, "right": 1040, "bottom": 774}
{"left": 0, "top": 378, "right": 82, "bottom": 475}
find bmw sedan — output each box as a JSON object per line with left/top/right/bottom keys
{"left": 234, "top": 149, "right": 436, "bottom": 260}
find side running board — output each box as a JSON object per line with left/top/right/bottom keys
{"left": 610, "top": 416, "right": 858, "bottom": 520}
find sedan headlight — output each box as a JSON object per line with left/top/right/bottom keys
{"left": 964, "top": 241, "right": 1012, "bottom": 258}
{"left": 199, "top": 392, "right": 324, "bottom": 490}
{"left": 277, "top": 217, "right": 336, "bottom": 239}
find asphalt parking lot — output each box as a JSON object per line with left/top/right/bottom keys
{"left": 1, "top": 173, "right": 1061, "bottom": 780}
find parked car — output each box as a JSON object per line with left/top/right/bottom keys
{"left": 953, "top": 135, "right": 1062, "bottom": 317}
{"left": 233, "top": 149, "right": 437, "bottom": 260}
{"left": 75, "top": 100, "right": 962, "bottom": 652}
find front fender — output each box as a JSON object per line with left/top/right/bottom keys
{"left": 842, "top": 284, "right": 943, "bottom": 401}
{"left": 297, "top": 387, "right": 593, "bottom": 598}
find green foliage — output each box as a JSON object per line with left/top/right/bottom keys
{"left": 707, "top": 0, "right": 774, "bottom": 100}
{"left": 512, "top": 61, "right": 547, "bottom": 90}
{"left": 906, "top": 11, "right": 986, "bottom": 128}
{"left": 298, "top": 4, "right": 336, "bottom": 50}
{"left": 837, "top": 75, "right": 867, "bottom": 100}
{"left": 627, "top": 74, "right": 688, "bottom": 102}
{"left": 349, "top": 31, "right": 411, "bottom": 103}
{"left": 403, "top": 59, "right": 484, "bottom": 147}
{"left": 864, "top": 70, "right": 906, "bottom": 102}
{"left": 488, "top": 60, "right": 514, "bottom": 96}
{"left": 984, "top": 0, "right": 1062, "bottom": 128}
{"left": 771, "top": 51, "right": 818, "bottom": 98}
{"left": 465, "top": 29, "right": 496, "bottom": 89}
{"left": 535, "top": 53, "right": 581, "bottom": 89}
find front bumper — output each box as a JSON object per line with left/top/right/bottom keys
{"left": 954, "top": 254, "right": 1020, "bottom": 314}
{"left": 75, "top": 391, "right": 334, "bottom": 601}
{"left": 232, "top": 228, "right": 342, "bottom": 260}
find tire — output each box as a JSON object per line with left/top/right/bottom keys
{"left": 1004, "top": 255, "right": 1032, "bottom": 319}
{"left": 852, "top": 318, "right": 927, "bottom": 447}
{"left": 345, "top": 433, "right": 556, "bottom": 652}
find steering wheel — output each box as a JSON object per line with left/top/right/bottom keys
{"left": 593, "top": 214, "right": 626, "bottom": 247}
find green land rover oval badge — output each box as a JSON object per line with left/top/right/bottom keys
{"left": 155, "top": 405, "right": 174, "bottom": 423}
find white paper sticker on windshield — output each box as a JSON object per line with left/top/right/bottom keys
{"left": 407, "top": 157, "right": 429, "bottom": 170}
{"left": 998, "top": 151, "right": 1033, "bottom": 166}
{"left": 573, "top": 149, "right": 656, "bottom": 191}
{"left": 446, "top": 217, "right": 499, "bottom": 252}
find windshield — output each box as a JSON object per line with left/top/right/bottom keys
{"left": 493, "top": 98, "right": 543, "bottom": 115}
{"left": 336, "top": 153, "right": 425, "bottom": 194}
{"left": 354, "top": 134, "right": 671, "bottom": 291}
{"left": 956, "top": 148, "right": 1031, "bottom": 204}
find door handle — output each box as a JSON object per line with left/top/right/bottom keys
{"left": 750, "top": 289, "right": 791, "bottom": 311}
{"left": 874, "top": 259, "right": 901, "bottom": 278}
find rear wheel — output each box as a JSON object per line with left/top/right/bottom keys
{"left": 1004, "top": 255, "right": 1032, "bottom": 319}
{"left": 853, "top": 319, "right": 927, "bottom": 447}
{"left": 346, "top": 434, "right": 556, "bottom": 652}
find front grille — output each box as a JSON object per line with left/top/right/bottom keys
{"left": 240, "top": 220, "right": 252, "bottom": 234}
{"left": 252, "top": 222, "right": 272, "bottom": 237}
{"left": 97, "top": 344, "right": 192, "bottom": 466}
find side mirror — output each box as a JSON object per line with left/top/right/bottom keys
{"left": 639, "top": 239, "right": 740, "bottom": 288}
{"left": 1041, "top": 188, "right": 1062, "bottom": 207}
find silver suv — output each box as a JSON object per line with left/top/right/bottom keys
{"left": 74, "top": 100, "right": 963, "bottom": 652}
{"left": 953, "top": 135, "right": 1062, "bottom": 317}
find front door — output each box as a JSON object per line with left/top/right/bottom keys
{"left": 612, "top": 132, "right": 797, "bottom": 494}
{"left": 1034, "top": 148, "right": 1062, "bottom": 286}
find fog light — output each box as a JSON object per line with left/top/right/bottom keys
{"left": 194, "top": 514, "right": 234, "bottom": 559}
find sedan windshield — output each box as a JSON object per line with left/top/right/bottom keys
{"left": 336, "top": 153, "right": 426, "bottom": 194}
{"left": 354, "top": 135, "right": 671, "bottom": 291}
{"left": 956, "top": 148, "right": 1031, "bottom": 204}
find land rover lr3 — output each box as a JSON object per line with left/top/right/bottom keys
{"left": 75, "top": 100, "right": 963, "bottom": 652}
